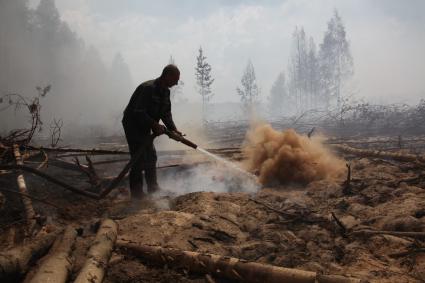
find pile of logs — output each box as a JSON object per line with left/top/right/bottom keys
{"left": 0, "top": 219, "right": 117, "bottom": 283}
{"left": 0, "top": 216, "right": 368, "bottom": 283}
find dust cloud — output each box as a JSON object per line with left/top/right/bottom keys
{"left": 242, "top": 123, "right": 345, "bottom": 186}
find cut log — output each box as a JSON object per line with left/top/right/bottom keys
{"left": 13, "top": 144, "right": 37, "bottom": 236}
{"left": 0, "top": 229, "right": 60, "bottom": 281}
{"left": 28, "top": 226, "right": 78, "bottom": 283}
{"left": 332, "top": 144, "right": 425, "bottom": 163}
{"left": 117, "top": 242, "right": 362, "bottom": 283}
{"left": 73, "top": 219, "right": 118, "bottom": 283}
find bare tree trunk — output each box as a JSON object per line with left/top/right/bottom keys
{"left": 0, "top": 229, "right": 60, "bottom": 281}
{"left": 28, "top": 226, "right": 78, "bottom": 283}
{"left": 117, "top": 242, "right": 362, "bottom": 283}
{"left": 73, "top": 219, "right": 118, "bottom": 283}
{"left": 13, "top": 144, "right": 37, "bottom": 236}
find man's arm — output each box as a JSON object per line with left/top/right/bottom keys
{"left": 161, "top": 101, "right": 177, "bottom": 131}
{"left": 131, "top": 85, "right": 155, "bottom": 128}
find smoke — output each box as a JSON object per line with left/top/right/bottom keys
{"left": 242, "top": 123, "right": 345, "bottom": 186}
{"left": 154, "top": 155, "right": 259, "bottom": 201}
{"left": 0, "top": 1, "right": 134, "bottom": 140}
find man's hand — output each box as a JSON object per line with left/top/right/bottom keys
{"left": 152, "top": 123, "right": 166, "bottom": 136}
{"left": 173, "top": 129, "right": 183, "bottom": 136}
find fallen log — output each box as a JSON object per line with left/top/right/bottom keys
{"left": 74, "top": 219, "right": 118, "bottom": 283}
{"left": 331, "top": 144, "right": 425, "bottom": 163}
{"left": 28, "top": 226, "right": 78, "bottom": 283}
{"left": 0, "top": 164, "right": 99, "bottom": 199}
{"left": 351, "top": 229, "right": 425, "bottom": 239}
{"left": 0, "top": 229, "right": 60, "bottom": 281}
{"left": 13, "top": 144, "right": 37, "bottom": 236}
{"left": 49, "top": 158, "right": 88, "bottom": 172}
{"left": 0, "top": 162, "right": 181, "bottom": 201}
{"left": 25, "top": 145, "right": 129, "bottom": 155}
{"left": 117, "top": 242, "right": 362, "bottom": 283}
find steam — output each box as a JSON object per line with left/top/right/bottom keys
{"left": 158, "top": 163, "right": 259, "bottom": 196}
{"left": 242, "top": 123, "right": 345, "bottom": 186}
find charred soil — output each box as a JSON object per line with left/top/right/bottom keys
{"left": 1, "top": 135, "right": 425, "bottom": 282}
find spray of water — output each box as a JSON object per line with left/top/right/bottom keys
{"left": 196, "top": 147, "right": 258, "bottom": 182}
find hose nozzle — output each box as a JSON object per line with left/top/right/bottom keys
{"left": 165, "top": 129, "right": 197, "bottom": 149}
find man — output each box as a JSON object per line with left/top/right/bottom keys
{"left": 122, "top": 64, "right": 181, "bottom": 199}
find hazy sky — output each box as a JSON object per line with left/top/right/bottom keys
{"left": 31, "top": 0, "right": 425, "bottom": 104}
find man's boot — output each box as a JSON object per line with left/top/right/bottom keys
{"left": 145, "top": 168, "right": 161, "bottom": 194}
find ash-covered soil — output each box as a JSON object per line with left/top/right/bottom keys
{"left": 1, "top": 141, "right": 425, "bottom": 282}
{"left": 109, "top": 156, "right": 425, "bottom": 283}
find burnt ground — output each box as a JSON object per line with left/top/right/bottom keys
{"left": 1, "top": 135, "right": 425, "bottom": 282}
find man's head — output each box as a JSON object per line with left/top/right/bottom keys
{"left": 160, "top": 64, "right": 180, "bottom": 88}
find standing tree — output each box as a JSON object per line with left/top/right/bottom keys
{"left": 237, "top": 60, "right": 260, "bottom": 115}
{"left": 169, "top": 55, "right": 185, "bottom": 102}
{"left": 287, "top": 26, "right": 308, "bottom": 114}
{"left": 318, "top": 10, "right": 353, "bottom": 110}
{"left": 306, "top": 37, "right": 320, "bottom": 109}
{"left": 269, "top": 72, "right": 287, "bottom": 117}
{"left": 195, "top": 47, "right": 214, "bottom": 122}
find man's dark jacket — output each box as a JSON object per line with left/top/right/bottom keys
{"left": 122, "top": 79, "right": 176, "bottom": 142}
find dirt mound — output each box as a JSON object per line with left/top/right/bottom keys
{"left": 242, "top": 124, "right": 345, "bottom": 185}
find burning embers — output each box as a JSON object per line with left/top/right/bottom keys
{"left": 242, "top": 124, "right": 345, "bottom": 186}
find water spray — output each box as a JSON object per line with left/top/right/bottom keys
{"left": 165, "top": 129, "right": 258, "bottom": 182}
{"left": 100, "top": 128, "right": 257, "bottom": 198}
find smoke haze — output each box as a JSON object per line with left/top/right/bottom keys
{"left": 1, "top": 0, "right": 424, "bottom": 143}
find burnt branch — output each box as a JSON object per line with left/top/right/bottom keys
{"left": 0, "top": 164, "right": 98, "bottom": 199}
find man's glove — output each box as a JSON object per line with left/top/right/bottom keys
{"left": 152, "top": 122, "right": 166, "bottom": 136}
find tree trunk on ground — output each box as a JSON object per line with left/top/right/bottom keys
{"left": 28, "top": 226, "right": 78, "bottom": 283}
{"left": 73, "top": 219, "right": 118, "bottom": 283}
{"left": 25, "top": 146, "right": 129, "bottom": 155}
{"left": 0, "top": 229, "right": 60, "bottom": 281}
{"left": 13, "top": 144, "right": 37, "bottom": 236}
{"left": 352, "top": 230, "right": 425, "bottom": 239}
{"left": 117, "top": 242, "right": 362, "bottom": 283}
{"left": 331, "top": 144, "right": 425, "bottom": 163}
